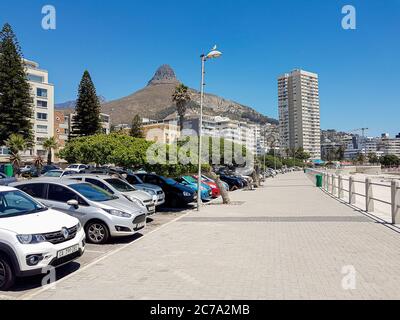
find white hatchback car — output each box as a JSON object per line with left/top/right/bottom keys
{"left": 0, "top": 186, "right": 86, "bottom": 291}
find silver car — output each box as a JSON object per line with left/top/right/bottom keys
{"left": 65, "top": 175, "right": 157, "bottom": 215}
{"left": 125, "top": 173, "right": 165, "bottom": 206}
{"left": 10, "top": 179, "right": 147, "bottom": 244}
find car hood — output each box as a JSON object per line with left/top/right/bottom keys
{"left": 96, "top": 198, "right": 146, "bottom": 216}
{"left": 137, "top": 183, "right": 163, "bottom": 192}
{"left": 123, "top": 190, "right": 152, "bottom": 201}
{"left": 0, "top": 209, "right": 78, "bottom": 235}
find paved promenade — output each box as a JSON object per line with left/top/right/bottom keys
{"left": 27, "top": 172, "right": 400, "bottom": 300}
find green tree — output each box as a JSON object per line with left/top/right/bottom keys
{"left": 172, "top": 84, "right": 191, "bottom": 131}
{"left": 33, "top": 155, "right": 44, "bottom": 176}
{"left": 130, "top": 115, "right": 144, "bottom": 138}
{"left": 43, "top": 137, "right": 58, "bottom": 165}
{"left": 295, "top": 148, "right": 311, "bottom": 161}
{"left": 0, "top": 23, "right": 33, "bottom": 145}
{"left": 5, "top": 134, "right": 26, "bottom": 174}
{"left": 356, "top": 152, "right": 366, "bottom": 164}
{"left": 72, "top": 70, "right": 102, "bottom": 137}
{"left": 336, "top": 145, "right": 345, "bottom": 161}
{"left": 380, "top": 154, "right": 400, "bottom": 167}
{"left": 368, "top": 153, "right": 379, "bottom": 165}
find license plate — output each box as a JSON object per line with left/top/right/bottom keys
{"left": 135, "top": 222, "right": 145, "bottom": 230}
{"left": 148, "top": 205, "right": 155, "bottom": 212}
{"left": 57, "top": 245, "right": 79, "bottom": 259}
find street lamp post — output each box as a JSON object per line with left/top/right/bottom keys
{"left": 197, "top": 46, "right": 222, "bottom": 211}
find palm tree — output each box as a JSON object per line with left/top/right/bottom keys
{"left": 172, "top": 84, "right": 191, "bottom": 131}
{"left": 5, "top": 134, "right": 26, "bottom": 176}
{"left": 43, "top": 137, "right": 58, "bottom": 165}
{"left": 33, "top": 155, "right": 44, "bottom": 177}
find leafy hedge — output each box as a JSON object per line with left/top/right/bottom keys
{"left": 58, "top": 134, "right": 249, "bottom": 177}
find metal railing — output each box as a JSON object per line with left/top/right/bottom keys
{"left": 305, "top": 169, "right": 400, "bottom": 224}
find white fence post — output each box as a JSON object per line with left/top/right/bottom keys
{"left": 325, "top": 173, "right": 329, "bottom": 191}
{"left": 391, "top": 181, "right": 400, "bottom": 224}
{"left": 332, "top": 175, "right": 336, "bottom": 196}
{"left": 349, "top": 176, "right": 355, "bottom": 205}
{"left": 365, "top": 178, "right": 374, "bottom": 212}
{"left": 338, "top": 175, "right": 343, "bottom": 199}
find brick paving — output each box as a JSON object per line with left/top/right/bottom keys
{"left": 29, "top": 172, "right": 400, "bottom": 300}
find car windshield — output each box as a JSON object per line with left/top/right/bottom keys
{"left": 70, "top": 183, "right": 117, "bottom": 202}
{"left": 0, "top": 190, "right": 47, "bottom": 218}
{"left": 44, "top": 171, "right": 62, "bottom": 177}
{"left": 105, "top": 178, "right": 135, "bottom": 192}
{"left": 164, "top": 178, "right": 177, "bottom": 185}
{"left": 131, "top": 175, "right": 143, "bottom": 184}
{"left": 68, "top": 165, "right": 79, "bottom": 169}
{"left": 184, "top": 176, "right": 197, "bottom": 184}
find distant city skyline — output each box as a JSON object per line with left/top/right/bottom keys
{"left": 1, "top": 0, "right": 399, "bottom": 137}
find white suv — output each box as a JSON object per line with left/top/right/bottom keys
{"left": 0, "top": 186, "right": 86, "bottom": 291}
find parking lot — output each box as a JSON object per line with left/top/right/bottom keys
{"left": 0, "top": 207, "right": 193, "bottom": 300}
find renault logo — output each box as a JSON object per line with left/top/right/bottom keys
{"left": 61, "top": 227, "right": 69, "bottom": 239}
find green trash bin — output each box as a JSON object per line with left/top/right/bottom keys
{"left": 316, "top": 174, "right": 323, "bottom": 188}
{"left": 4, "top": 164, "right": 13, "bottom": 177}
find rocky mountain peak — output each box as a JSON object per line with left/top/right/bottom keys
{"left": 147, "top": 64, "right": 179, "bottom": 86}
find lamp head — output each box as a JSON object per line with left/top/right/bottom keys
{"left": 206, "top": 45, "right": 222, "bottom": 59}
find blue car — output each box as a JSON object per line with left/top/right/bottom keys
{"left": 176, "top": 176, "right": 212, "bottom": 202}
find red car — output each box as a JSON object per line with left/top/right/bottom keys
{"left": 192, "top": 175, "right": 221, "bottom": 198}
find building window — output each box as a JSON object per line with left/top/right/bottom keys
{"left": 36, "top": 137, "right": 47, "bottom": 144}
{"left": 27, "top": 74, "right": 44, "bottom": 83}
{"left": 37, "top": 100, "right": 48, "bottom": 108}
{"left": 100, "top": 115, "right": 110, "bottom": 123}
{"left": 37, "top": 88, "right": 48, "bottom": 98}
{"left": 37, "top": 125, "right": 48, "bottom": 133}
{"left": 0, "top": 147, "right": 10, "bottom": 155}
{"left": 37, "top": 112, "right": 48, "bottom": 121}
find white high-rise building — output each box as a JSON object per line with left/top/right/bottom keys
{"left": 25, "top": 59, "right": 55, "bottom": 159}
{"left": 278, "top": 69, "right": 321, "bottom": 160}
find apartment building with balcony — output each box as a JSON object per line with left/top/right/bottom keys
{"left": 54, "top": 111, "right": 69, "bottom": 162}
{"left": 0, "top": 59, "right": 55, "bottom": 162}
{"left": 278, "top": 69, "right": 321, "bottom": 160}
{"left": 26, "top": 59, "right": 55, "bottom": 158}
{"left": 67, "top": 112, "right": 111, "bottom": 138}
{"left": 142, "top": 122, "right": 181, "bottom": 144}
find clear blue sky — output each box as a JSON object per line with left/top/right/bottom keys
{"left": 1, "top": 0, "right": 399, "bottom": 137}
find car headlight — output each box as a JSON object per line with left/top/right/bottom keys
{"left": 104, "top": 209, "right": 132, "bottom": 218}
{"left": 17, "top": 234, "right": 47, "bottom": 244}
{"left": 77, "top": 222, "right": 82, "bottom": 232}
{"left": 145, "top": 189, "right": 156, "bottom": 195}
{"left": 128, "top": 197, "right": 146, "bottom": 208}
{"left": 183, "top": 191, "right": 192, "bottom": 197}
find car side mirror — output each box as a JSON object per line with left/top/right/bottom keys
{"left": 67, "top": 199, "right": 79, "bottom": 208}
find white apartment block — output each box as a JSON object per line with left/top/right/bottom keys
{"left": 278, "top": 69, "right": 321, "bottom": 160}
{"left": 165, "top": 114, "right": 263, "bottom": 156}
{"left": 381, "top": 137, "right": 400, "bottom": 157}
{"left": 67, "top": 112, "right": 111, "bottom": 136}
{"left": 24, "top": 59, "right": 55, "bottom": 160}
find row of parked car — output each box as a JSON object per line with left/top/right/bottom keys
{"left": 0, "top": 165, "right": 248, "bottom": 290}
{"left": 0, "top": 161, "right": 294, "bottom": 290}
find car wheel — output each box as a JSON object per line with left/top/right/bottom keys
{"left": 85, "top": 221, "right": 110, "bottom": 244}
{"left": 0, "top": 255, "right": 15, "bottom": 291}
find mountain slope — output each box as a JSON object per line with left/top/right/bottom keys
{"left": 60, "top": 65, "right": 277, "bottom": 125}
